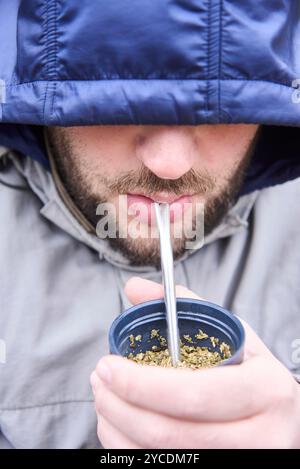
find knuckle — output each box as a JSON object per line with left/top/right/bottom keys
{"left": 95, "top": 394, "right": 103, "bottom": 415}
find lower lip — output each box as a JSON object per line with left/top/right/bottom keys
{"left": 126, "top": 194, "right": 193, "bottom": 224}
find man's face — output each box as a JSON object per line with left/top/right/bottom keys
{"left": 47, "top": 124, "right": 258, "bottom": 266}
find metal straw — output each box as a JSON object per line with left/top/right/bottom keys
{"left": 154, "top": 202, "right": 181, "bottom": 366}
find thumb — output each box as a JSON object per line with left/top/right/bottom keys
{"left": 124, "top": 276, "right": 202, "bottom": 305}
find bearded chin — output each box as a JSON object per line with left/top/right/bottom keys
{"left": 93, "top": 187, "right": 237, "bottom": 267}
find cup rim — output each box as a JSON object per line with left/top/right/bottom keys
{"left": 109, "top": 297, "right": 245, "bottom": 366}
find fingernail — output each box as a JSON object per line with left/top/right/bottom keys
{"left": 97, "top": 361, "right": 112, "bottom": 385}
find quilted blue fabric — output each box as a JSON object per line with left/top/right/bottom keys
{"left": 0, "top": 0, "right": 299, "bottom": 193}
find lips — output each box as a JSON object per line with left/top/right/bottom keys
{"left": 147, "top": 192, "right": 188, "bottom": 204}
{"left": 126, "top": 193, "right": 193, "bottom": 224}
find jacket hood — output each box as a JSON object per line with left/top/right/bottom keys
{"left": 0, "top": 0, "right": 300, "bottom": 194}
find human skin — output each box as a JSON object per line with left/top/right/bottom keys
{"left": 48, "top": 124, "right": 258, "bottom": 265}
{"left": 90, "top": 277, "right": 300, "bottom": 449}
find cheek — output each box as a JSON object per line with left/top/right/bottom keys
{"left": 194, "top": 124, "right": 258, "bottom": 174}
{"left": 68, "top": 126, "right": 138, "bottom": 172}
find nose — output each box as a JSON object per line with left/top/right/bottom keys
{"left": 136, "top": 127, "right": 198, "bottom": 179}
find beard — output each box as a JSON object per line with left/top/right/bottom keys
{"left": 46, "top": 127, "right": 257, "bottom": 267}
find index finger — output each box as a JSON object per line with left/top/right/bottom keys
{"left": 95, "top": 351, "right": 274, "bottom": 422}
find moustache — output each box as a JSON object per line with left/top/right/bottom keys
{"left": 105, "top": 166, "right": 216, "bottom": 196}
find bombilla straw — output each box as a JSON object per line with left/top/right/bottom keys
{"left": 154, "top": 202, "right": 181, "bottom": 366}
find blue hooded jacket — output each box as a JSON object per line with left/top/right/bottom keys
{"left": 0, "top": 0, "right": 300, "bottom": 195}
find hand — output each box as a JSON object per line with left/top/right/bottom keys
{"left": 91, "top": 277, "right": 300, "bottom": 449}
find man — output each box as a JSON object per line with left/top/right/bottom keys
{"left": 0, "top": 0, "right": 300, "bottom": 449}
